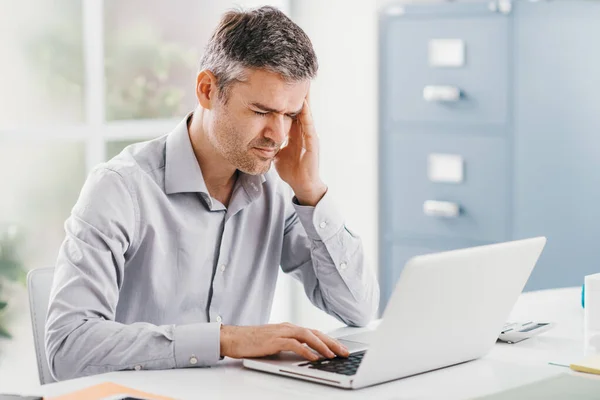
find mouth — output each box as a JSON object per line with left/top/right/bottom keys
{"left": 253, "top": 147, "right": 278, "bottom": 159}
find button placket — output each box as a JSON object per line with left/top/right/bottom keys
{"left": 211, "top": 218, "right": 234, "bottom": 327}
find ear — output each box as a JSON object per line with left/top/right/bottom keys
{"left": 196, "top": 70, "right": 218, "bottom": 110}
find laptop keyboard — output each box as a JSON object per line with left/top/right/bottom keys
{"left": 294, "top": 323, "right": 522, "bottom": 377}
{"left": 298, "top": 350, "right": 366, "bottom": 376}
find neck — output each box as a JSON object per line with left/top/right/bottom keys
{"left": 188, "top": 107, "right": 237, "bottom": 193}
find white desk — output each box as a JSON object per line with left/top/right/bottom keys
{"left": 30, "top": 287, "right": 600, "bottom": 399}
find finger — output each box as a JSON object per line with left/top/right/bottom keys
{"left": 293, "top": 328, "right": 336, "bottom": 359}
{"left": 279, "top": 338, "right": 319, "bottom": 361}
{"left": 312, "top": 330, "right": 350, "bottom": 357}
{"left": 298, "top": 99, "right": 317, "bottom": 153}
{"left": 284, "top": 117, "right": 303, "bottom": 156}
{"left": 298, "top": 99, "right": 315, "bottom": 136}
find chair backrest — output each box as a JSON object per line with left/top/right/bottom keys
{"left": 27, "top": 267, "right": 56, "bottom": 384}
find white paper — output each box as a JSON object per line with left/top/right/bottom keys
{"left": 428, "top": 153, "right": 464, "bottom": 184}
{"left": 429, "top": 39, "right": 465, "bottom": 68}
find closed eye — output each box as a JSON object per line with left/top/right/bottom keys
{"left": 253, "top": 111, "right": 268, "bottom": 116}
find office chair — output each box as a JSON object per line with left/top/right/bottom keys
{"left": 26, "top": 267, "right": 56, "bottom": 384}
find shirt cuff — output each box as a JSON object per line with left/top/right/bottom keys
{"left": 293, "top": 190, "right": 344, "bottom": 241}
{"left": 173, "top": 322, "right": 221, "bottom": 368}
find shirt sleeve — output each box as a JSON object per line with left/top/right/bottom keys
{"left": 45, "top": 166, "right": 221, "bottom": 381}
{"left": 279, "top": 188, "right": 380, "bottom": 327}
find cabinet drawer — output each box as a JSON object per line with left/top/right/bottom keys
{"left": 384, "top": 133, "right": 510, "bottom": 242}
{"left": 382, "top": 8, "right": 509, "bottom": 126}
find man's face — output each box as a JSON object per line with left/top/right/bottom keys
{"left": 207, "top": 69, "right": 309, "bottom": 175}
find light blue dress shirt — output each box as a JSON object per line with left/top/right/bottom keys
{"left": 45, "top": 114, "right": 380, "bottom": 381}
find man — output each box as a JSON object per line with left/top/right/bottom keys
{"left": 46, "top": 6, "right": 379, "bottom": 381}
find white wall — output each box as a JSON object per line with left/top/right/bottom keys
{"left": 289, "top": 0, "right": 380, "bottom": 330}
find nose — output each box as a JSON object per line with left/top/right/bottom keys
{"left": 264, "top": 114, "right": 287, "bottom": 146}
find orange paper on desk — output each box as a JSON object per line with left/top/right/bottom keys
{"left": 45, "top": 382, "right": 174, "bottom": 400}
{"left": 570, "top": 354, "right": 600, "bottom": 375}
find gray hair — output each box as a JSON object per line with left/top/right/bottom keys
{"left": 199, "top": 6, "right": 318, "bottom": 101}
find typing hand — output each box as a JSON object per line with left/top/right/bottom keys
{"left": 220, "top": 323, "right": 350, "bottom": 360}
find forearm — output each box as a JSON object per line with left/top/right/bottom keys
{"left": 284, "top": 191, "right": 380, "bottom": 327}
{"left": 46, "top": 316, "right": 221, "bottom": 380}
{"left": 308, "top": 235, "right": 379, "bottom": 326}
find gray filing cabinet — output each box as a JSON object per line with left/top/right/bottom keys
{"left": 379, "top": 0, "right": 600, "bottom": 311}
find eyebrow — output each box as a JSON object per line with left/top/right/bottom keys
{"left": 251, "top": 102, "right": 303, "bottom": 117}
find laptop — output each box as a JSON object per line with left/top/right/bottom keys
{"left": 243, "top": 237, "right": 547, "bottom": 389}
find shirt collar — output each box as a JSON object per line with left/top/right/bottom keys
{"left": 238, "top": 170, "right": 268, "bottom": 201}
{"left": 165, "top": 113, "right": 267, "bottom": 196}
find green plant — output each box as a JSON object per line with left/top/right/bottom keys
{"left": 0, "top": 225, "right": 27, "bottom": 339}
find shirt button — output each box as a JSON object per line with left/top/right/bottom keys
{"left": 219, "top": 264, "right": 226, "bottom": 272}
{"left": 134, "top": 365, "right": 142, "bottom": 371}
{"left": 216, "top": 315, "right": 222, "bottom": 323}
{"left": 319, "top": 221, "right": 327, "bottom": 229}
{"left": 190, "top": 356, "right": 198, "bottom": 365}
{"left": 340, "top": 262, "right": 348, "bottom": 271}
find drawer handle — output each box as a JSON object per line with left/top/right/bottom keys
{"left": 423, "top": 85, "right": 461, "bottom": 102}
{"left": 423, "top": 200, "right": 460, "bottom": 218}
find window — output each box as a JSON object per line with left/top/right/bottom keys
{"left": 0, "top": 0, "right": 84, "bottom": 128}
{"left": 0, "top": 0, "right": 289, "bottom": 269}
